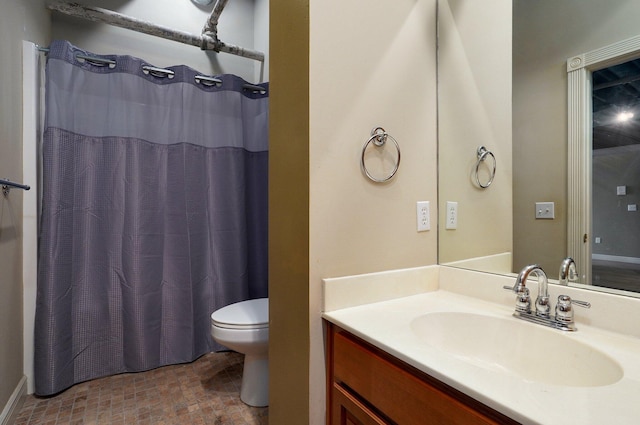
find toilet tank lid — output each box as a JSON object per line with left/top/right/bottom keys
{"left": 211, "top": 298, "right": 269, "bottom": 327}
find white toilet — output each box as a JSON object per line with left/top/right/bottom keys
{"left": 210, "top": 297, "right": 269, "bottom": 407}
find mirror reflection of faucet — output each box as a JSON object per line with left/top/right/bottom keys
{"left": 559, "top": 257, "right": 578, "bottom": 286}
{"left": 503, "top": 264, "right": 590, "bottom": 331}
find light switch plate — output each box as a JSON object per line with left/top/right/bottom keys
{"left": 535, "top": 202, "right": 555, "bottom": 219}
{"left": 617, "top": 186, "right": 627, "bottom": 196}
{"left": 628, "top": 204, "right": 637, "bottom": 212}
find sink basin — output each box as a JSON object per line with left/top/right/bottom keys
{"left": 410, "top": 312, "right": 623, "bottom": 387}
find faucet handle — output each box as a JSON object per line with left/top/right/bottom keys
{"left": 502, "top": 285, "right": 531, "bottom": 312}
{"left": 503, "top": 282, "right": 533, "bottom": 314}
{"left": 555, "top": 295, "right": 590, "bottom": 324}
{"left": 516, "top": 287, "right": 531, "bottom": 313}
{"left": 503, "top": 284, "right": 526, "bottom": 293}
{"left": 570, "top": 298, "right": 591, "bottom": 309}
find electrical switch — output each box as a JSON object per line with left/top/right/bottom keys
{"left": 535, "top": 202, "right": 555, "bottom": 219}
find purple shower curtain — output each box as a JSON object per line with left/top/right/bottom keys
{"left": 34, "top": 40, "right": 268, "bottom": 396}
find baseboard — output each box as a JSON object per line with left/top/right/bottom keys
{"left": 592, "top": 254, "right": 640, "bottom": 265}
{"left": 0, "top": 376, "right": 27, "bottom": 425}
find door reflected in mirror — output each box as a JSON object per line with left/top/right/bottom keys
{"left": 591, "top": 58, "right": 640, "bottom": 293}
{"left": 566, "top": 34, "right": 640, "bottom": 297}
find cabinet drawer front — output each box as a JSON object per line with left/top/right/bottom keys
{"left": 332, "top": 382, "right": 390, "bottom": 425}
{"left": 332, "top": 330, "right": 511, "bottom": 425}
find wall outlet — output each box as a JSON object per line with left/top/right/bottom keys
{"left": 617, "top": 185, "right": 627, "bottom": 196}
{"left": 628, "top": 204, "right": 637, "bottom": 212}
{"left": 416, "top": 201, "right": 430, "bottom": 232}
{"left": 446, "top": 201, "right": 458, "bottom": 230}
{"left": 535, "top": 202, "right": 555, "bottom": 219}
{"left": 595, "top": 237, "right": 601, "bottom": 244}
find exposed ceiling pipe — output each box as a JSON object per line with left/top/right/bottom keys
{"left": 200, "top": 0, "right": 263, "bottom": 61}
{"left": 47, "top": 1, "right": 264, "bottom": 62}
{"left": 203, "top": 0, "right": 229, "bottom": 40}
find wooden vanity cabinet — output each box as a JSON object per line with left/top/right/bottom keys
{"left": 325, "top": 322, "right": 520, "bottom": 425}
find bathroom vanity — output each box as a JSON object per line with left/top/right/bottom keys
{"left": 326, "top": 322, "right": 518, "bottom": 424}
{"left": 322, "top": 265, "right": 640, "bottom": 425}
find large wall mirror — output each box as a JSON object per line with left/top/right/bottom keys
{"left": 438, "top": 0, "right": 640, "bottom": 297}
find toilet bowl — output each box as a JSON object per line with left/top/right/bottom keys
{"left": 211, "top": 298, "right": 269, "bottom": 407}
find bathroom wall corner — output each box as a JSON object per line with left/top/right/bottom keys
{"left": 0, "top": 376, "right": 27, "bottom": 425}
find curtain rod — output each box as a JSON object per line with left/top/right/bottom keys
{"left": 47, "top": 1, "right": 264, "bottom": 62}
{"left": 36, "top": 45, "right": 268, "bottom": 93}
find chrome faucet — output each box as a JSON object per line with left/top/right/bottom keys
{"left": 558, "top": 257, "right": 577, "bottom": 286}
{"left": 504, "top": 264, "right": 590, "bottom": 331}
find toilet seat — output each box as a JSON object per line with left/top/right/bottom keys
{"left": 211, "top": 298, "right": 268, "bottom": 330}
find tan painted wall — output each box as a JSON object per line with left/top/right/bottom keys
{"left": 512, "top": 0, "right": 640, "bottom": 273}
{"left": 0, "top": 0, "right": 50, "bottom": 411}
{"left": 268, "top": 0, "right": 310, "bottom": 423}
{"left": 438, "top": 0, "right": 513, "bottom": 265}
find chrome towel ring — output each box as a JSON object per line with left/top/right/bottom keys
{"left": 474, "top": 146, "right": 496, "bottom": 188}
{"left": 360, "top": 127, "right": 401, "bottom": 183}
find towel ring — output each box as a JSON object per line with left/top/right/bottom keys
{"left": 360, "top": 127, "right": 401, "bottom": 183}
{"left": 474, "top": 146, "right": 496, "bottom": 188}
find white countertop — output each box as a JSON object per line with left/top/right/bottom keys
{"left": 322, "top": 266, "right": 640, "bottom": 425}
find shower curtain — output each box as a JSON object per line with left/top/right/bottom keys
{"left": 34, "top": 40, "right": 268, "bottom": 396}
